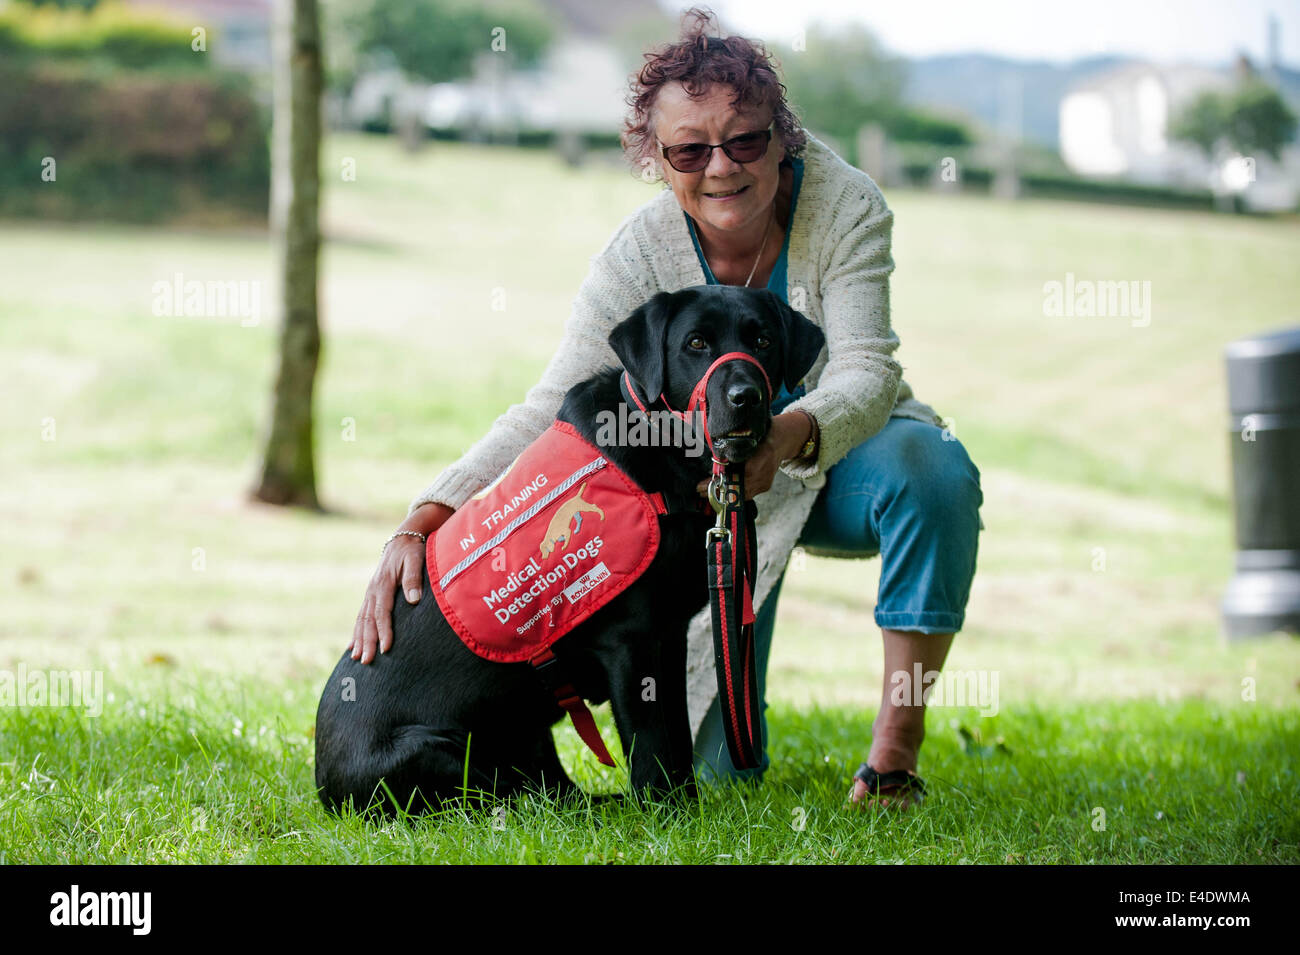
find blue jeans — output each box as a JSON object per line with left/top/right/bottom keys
{"left": 693, "top": 414, "right": 984, "bottom": 783}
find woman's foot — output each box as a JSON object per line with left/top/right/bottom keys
{"left": 847, "top": 628, "right": 954, "bottom": 811}
{"left": 849, "top": 763, "right": 926, "bottom": 811}
{"left": 849, "top": 703, "right": 927, "bottom": 811}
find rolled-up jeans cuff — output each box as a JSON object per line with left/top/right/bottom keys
{"left": 874, "top": 609, "right": 963, "bottom": 634}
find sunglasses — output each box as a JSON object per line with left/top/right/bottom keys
{"left": 658, "top": 127, "right": 773, "bottom": 173}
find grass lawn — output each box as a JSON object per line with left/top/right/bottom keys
{"left": 1, "top": 133, "right": 1297, "bottom": 863}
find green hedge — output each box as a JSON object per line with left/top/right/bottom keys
{"left": 0, "top": 3, "right": 267, "bottom": 225}
{"left": 0, "top": 2, "right": 205, "bottom": 72}
{"left": 887, "top": 109, "right": 973, "bottom": 147}
{"left": 0, "top": 63, "right": 269, "bottom": 224}
{"left": 895, "top": 145, "right": 1221, "bottom": 211}
{"left": 1018, "top": 172, "right": 1219, "bottom": 211}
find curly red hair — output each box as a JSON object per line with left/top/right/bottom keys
{"left": 622, "top": 6, "right": 806, "bottom": 179}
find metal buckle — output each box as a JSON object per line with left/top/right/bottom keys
{"left": 706, "top": 473, "right": 731, "bottom": 546}
{"left": 707, "top": 473, "right": 727, "bottom": 514}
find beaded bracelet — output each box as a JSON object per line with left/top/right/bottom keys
{"left": 382, "top": 529, "right": 427, "bottom": 555}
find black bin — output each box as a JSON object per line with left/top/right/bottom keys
{"left": 1221, "top": 326, "right": 1300, "bottom": 639}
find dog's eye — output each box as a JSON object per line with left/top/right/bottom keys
{"left": 687, "top": 335, "right": 707, "bottom": 350}
{"left": 755, "top": 335, "right": 771, "bottom": 349}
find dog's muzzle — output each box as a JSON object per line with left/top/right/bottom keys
{"left": 624, "top": 351, "right": 772, "bottom": 474}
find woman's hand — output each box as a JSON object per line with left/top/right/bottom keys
{"left": 348, "top": 502, "right": 454, "bottom": 664}
{"left": 696, "top": 411, "right": 814, "bottom": 500}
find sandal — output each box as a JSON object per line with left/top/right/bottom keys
{"left": 850, "top": 762, "right": 926, "bottom": 809}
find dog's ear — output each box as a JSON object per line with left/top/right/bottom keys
{"left": 608, "top": 290, "right": 678, "bottom": 400}
{"left": 765, "top": 291, "right": 825, "bottom": 390}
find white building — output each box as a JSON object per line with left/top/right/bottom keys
{"left": 1059, "top": 60, "right": 1300, "bottom": 211}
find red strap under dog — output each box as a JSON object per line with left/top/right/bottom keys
{"left": 530, "top": 647, "right": 617, "bottom": 767}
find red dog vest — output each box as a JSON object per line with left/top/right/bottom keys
{"left": 429, "top": 420, "right": 667, "bottom": 664}
{"left": 427, "top": 351, "right": 769, "bottom": 767}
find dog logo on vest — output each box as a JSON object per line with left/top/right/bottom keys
{"left": 538, "top": 482, "right": 604, "bottom": 559}
{"left": 429, "top": 420, "right": 664, "bottom": 664}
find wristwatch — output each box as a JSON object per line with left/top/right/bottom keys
{"left": 793, "top": 410, "right": 819, "bottom": 462}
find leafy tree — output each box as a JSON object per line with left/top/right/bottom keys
{"left": 1171, "top": 90, "right": 1227, "bottom": 157}
{"left": 778, "top": 22, "right": 905, "bottom": 161}
{"left": 320, "top": 0, "right": 369, "bottom": 93}
{"left": 1225, "top": 80, "right": 1298, "bottom": 160}
{"left": 357, "top": 0, "right": 550, "bottom": 83}
{"left": 1173, "top": 80, "right": 1297, "bottom": 160}
{"left": 341, "top": 0, "right": 550, "bottom": 146}
{"left": 777, "top": 24, "right": 971, "bottom": 160}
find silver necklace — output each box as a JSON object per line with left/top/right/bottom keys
{"left": 743, "top": 202, "right": 776, "bottom": 288}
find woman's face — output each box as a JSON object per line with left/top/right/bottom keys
{"left": 651, "top": 81, "right": 785, "bottom": 237}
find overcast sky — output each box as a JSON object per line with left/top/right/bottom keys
{"left": 680, "top": 0, "right": 1300, "bottom": 67}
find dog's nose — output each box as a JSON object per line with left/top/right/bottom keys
{"left": 727, "top": 383, "right": 761, "bottom": 408}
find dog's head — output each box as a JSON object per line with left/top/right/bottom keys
{"left": 608, "top": 286, "right": 825, "bottom": 464}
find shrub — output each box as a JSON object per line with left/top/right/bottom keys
{"left": 0, "top": 63, "right": 269, "bottom": 224}
{"left": 0, "top": 1, "right": 204, "bottom": 72}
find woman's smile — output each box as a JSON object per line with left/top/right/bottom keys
{"left": 703, "top": 184, "right": 751, "bottom": 200}
{"left": 652, "top": 81, "right": 784, "bottom": 245}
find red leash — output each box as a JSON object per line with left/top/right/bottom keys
{"left": 535, "top": 353, "right": 769, "bottom": 770}
{"left": 626, "top": 351, "right": 770, "bottom": 771}
{"left": 705, "top": 465, "right": 763, "bottom": 769}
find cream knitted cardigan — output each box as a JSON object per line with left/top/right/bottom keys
{"left": 409, "top": 130, "right": 944, "bottom": 737}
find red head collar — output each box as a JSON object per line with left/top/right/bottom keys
{"left": 622, "top": 351, "right": 773, "bottom": 474}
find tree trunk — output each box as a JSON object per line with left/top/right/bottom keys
{"left": 254, "top": 0, "right": 323, "bottom": 509}
{"left": 397, "top": 77, "right": 425, "bottom": 153}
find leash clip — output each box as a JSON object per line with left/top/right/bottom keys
{"left": 706, "top": 473, "right": 727, "bottom": 515}
{"left": 706, "top": 516, "right": 731, "bottom": 545}
{"left": 705, "top": 472, "right": 732, "bottom": 545}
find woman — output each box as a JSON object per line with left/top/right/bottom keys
{"left": 347, "top": 10, "right": 982, "bottom": 810}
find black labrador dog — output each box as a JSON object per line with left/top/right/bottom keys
{"left": 314, "top": 285, "right": 825, "bottom": 815}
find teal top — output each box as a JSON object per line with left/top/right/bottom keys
{"left": 684, "top": 155, "right": 806, "bottom": 412}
